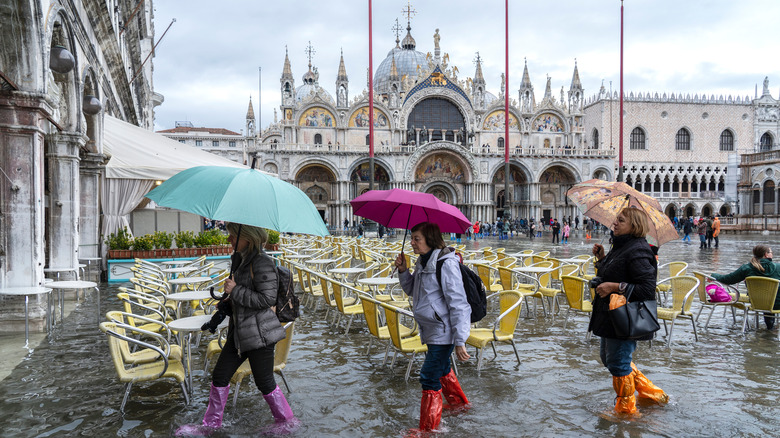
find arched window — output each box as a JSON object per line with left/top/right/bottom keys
{"left": 365, "top": 134, "right": 370, "bottom": 146}
{"left": 407, "top": 98, "right": 466, "bottom": 142}
{"left": 760, "top": 132, "right": 773, "bottom": 151}
{"left": 764, "top": 180, "right": 775, "bottom": 204}
{"left": 630, "top": 127, "right": 646, "bottom": 150}
{"left": 314, "top": 133, "right": 322, "bottom": 145}
{"left": 592, "top": 128, "right": 600, "bottom": 149}
{"left": 675, "top": 128, "right": 691, "bottom": 150}
{"left": 719, "top": 130, "right": 734, "bottom": 151}
{"left": 497, "top": 137, "right": 505, "bottom": 149}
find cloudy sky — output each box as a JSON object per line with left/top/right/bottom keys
{"left": 151, "top": 0, "right": 780, "bottom": 134}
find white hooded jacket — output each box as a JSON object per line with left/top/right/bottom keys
{"left": 399, "top": 247, "right": 471, "bottom": 346}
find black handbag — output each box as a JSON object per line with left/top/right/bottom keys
{"left": 608, "top": 285, "right": 660, "bottom": 339}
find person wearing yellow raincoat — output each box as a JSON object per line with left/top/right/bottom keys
{"left": 589, "top": 208, "right": 668, "bottom": 414}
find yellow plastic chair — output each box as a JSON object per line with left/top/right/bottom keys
{"left": 474, "top": 263, "right": 502, "bottom": 293}
{"left": 656, "top": 275, "right": 700, "bottom": 346}
{"left": 465, "top": 291, "right": 523, "bottom": 371}
{"left": 203, "top": 327, "right": 228, "bottom": 373}
{"left": 230, "top": 322, "right": 295, "bottom": 408}
{"left": 535, "top": 264, "right": 579, "bottom": 321}
{"left": 99, "top": 321, "right": 188, "bottom": 412}
{"left": 742, "top": 276, "right": 780, "bottom": 335}
{"left": 105, "top": 311, "right": 183, "bottom": 364}
{"left": 690, "top": 271, "right": 744, "bottom": 329}
{"left": 331, "top": 280, "right": 364, "bottom": 333}
{"left": 498, "top": 256, "right": 517, "bottom": 268}
{"left": 359, "top": 295, "right": 415, "bottom": 362}
{"left": 380, "top": 302, "right": 428, "bottom": 382}
{"left": 656, "top": 261, "right": 689, "bottom": 297}
{"left": 560, "top": 275, "right": 593, "bottom": 337}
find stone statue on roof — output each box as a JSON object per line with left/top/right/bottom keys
{"left": 434, "top": 29, "right": 440, "bottom": 51}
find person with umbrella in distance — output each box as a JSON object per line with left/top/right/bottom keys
{"left": 589, "top": 208, "right": 668, "bottom": 415}
{"left": 394, "top": 222, "right": 472, "bottom": 432}
{"left": 177, "top": 223, "right": 299, "bottom": 436}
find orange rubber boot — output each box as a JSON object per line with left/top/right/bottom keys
{"left": 419, "top": 390, "right": 443, "bottom": 431}
{"left": 439, "top": 369, "right": 469, "bottom": 407}
{"left": 612, "top": 374, "right": 637, "bottom": 414}
{"left": 631, "top": 362, "right": 669, "bottom": 404}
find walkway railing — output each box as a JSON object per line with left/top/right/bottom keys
{"left": 256, "top": 143, "right": 616, "bottom": 158}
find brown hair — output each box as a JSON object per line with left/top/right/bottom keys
{"left": 620, "top": 207, "right": 650, "bottom": 238}
{"left": 750, "top": 244, "right": 771, "bottom": 273}
{"left": 410, "top": 222, "right": 446, "bottom": 250}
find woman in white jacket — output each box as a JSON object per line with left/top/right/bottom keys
{"left": 395, "top": 222, "right": 472, "bottom": 431}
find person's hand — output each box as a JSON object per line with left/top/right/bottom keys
{"left": 455, "top": 345, "right": 470, "bottom": 361}
{"left": 395, "top": 253, "right": 408, "bottom": 273}
{"left": 592, "top": 244, "right": 605, "bottom": 260}
{"left": 595, "top": 281, "right": 618, "bottom": 298}
{"left": 224, "top": 277, "right": 236, "bottom": 295}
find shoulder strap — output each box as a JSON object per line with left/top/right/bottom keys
{"left": 436, "top": 259, "right": 445, "bottom": 286}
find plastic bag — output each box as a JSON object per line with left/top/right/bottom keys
{"left": 706, "top": 283, "right": 732, "bottom": 303}
{"left": 609, "top": 293, "right": 627, "bottom": 310}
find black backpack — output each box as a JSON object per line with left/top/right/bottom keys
{"left": 435, "top": 251, "right": 487, "bottom": 323}
{"left": 274, "top": 265, "right": 299, "bottom": 323}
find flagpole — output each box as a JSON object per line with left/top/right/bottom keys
{"left": 617, "top": 0, "right": 624, "bottom": 182}
{"left": 504, "top": 0, "right": 510, "bottom": 219}
{"left": 368, "top": 0, "right": 375, "bottom": 191}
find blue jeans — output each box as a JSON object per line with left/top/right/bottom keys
{"left": 419, "top": 344, "right": 454, "bottom": 391}
{"left": 599, "top": 337, "right": 636, "bottom": 377}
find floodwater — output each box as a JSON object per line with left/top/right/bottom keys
{"left": 1, "top": 230, "right": 779, "bottom": 437}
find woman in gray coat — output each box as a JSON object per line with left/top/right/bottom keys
{"left": 395, "top": 222, "right": 471, "bottom": 432}
{"left": 177, "top": 223, "right": 297, "bottom": 436}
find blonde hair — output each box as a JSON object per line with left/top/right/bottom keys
{"left": 620, "top": 207, "right": 650, "bottom": 238}
{"left": 750, "top": 244, "right": 771, "bottom": 273}
{"left": 226, "top": 222, "right": 268, "bottom": 251}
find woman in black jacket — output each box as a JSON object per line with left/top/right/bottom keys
{"left": 589, "top": 207, "right": 667, "bottom": 415}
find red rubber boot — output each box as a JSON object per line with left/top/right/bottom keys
{"left": 419, "top": 389, "right": 443, "bottom": 431}
{"left": 439, "top": 369, "right": 469, "bottom": 407}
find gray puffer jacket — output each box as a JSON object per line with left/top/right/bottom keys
{"left": 399, "top": 248, "right": 471, "bottom": 346}
{"left": 229, "top": 248, "right": 285, "bottom": 355}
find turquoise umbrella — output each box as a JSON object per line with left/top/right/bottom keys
{"left": 146, "top": 166, "right": 329, "bottom": 236}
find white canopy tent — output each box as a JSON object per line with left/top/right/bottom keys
{"left": 101, "top": 115, "right": 249, "bottom": 241}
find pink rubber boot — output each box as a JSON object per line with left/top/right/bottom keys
{"left": 175, "top": 383, "right": 230, "bottom": 436}
{"left": 261, "top": 385, "right": 300, "bottom": 435}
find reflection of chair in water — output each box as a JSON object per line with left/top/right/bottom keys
{"left": 742, "top": 276, "right": 780, "bottom": 335}
{"left": 690, "top": 271, "right": 743, "bottom": 329}
{"left": 656, "top": 276, "right": 700, "bottom": 346}
{"left": 100, "top": 321, "right": 189, "bottom": 412}
{"left": 230, "top": 322, "right": 295, "bottom": 408}
{"left": 465, "top": 291, "right": 523, "bottom": 371}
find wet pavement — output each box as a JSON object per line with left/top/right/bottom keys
{"left": 1, "top": 230, "right": 779, "bottom": 437}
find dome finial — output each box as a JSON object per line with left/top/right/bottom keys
{"left": 392, "top": 18, "right": 403, "bottom": 48}
{"left": 400, "top": 1, "right": 417, "bottom": 50}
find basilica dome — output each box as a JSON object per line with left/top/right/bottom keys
{"left": 296, "top": 68, "right": 334, "bottom": 104}
{"left": 373, "top": 27, "right": 428, "bottom": 95}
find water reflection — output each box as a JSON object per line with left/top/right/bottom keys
{"left": 0, "top": 233, "right": 778, "bottom": 436}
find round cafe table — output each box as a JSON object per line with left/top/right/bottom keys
{"left": 161, "top": 260, "right": 193, "bottom": 267}
{"left": 463, "top": 259, "right": 491, "bottom": 265}
{"left": 0, "top": 286, "right": 52, "bottom": 349}
{"left": 357, "top": 277, "right": 400, "bottom": 298}
{"left": 513, "top": 266, "right": 554, "bottom": 274}
{"left": 328, "top": 267, "right": 368, "bottom": 282}
{"left": 47, "top": 281, "right": 99, "bottom": 326}
{"left": 162, "top": 265, "right": 198, "bottom": 279}
{"left": 167, "top": 289, "right": 216, "bottom": 317}
{"left": 168, "top": 276, "right": 212, "bottom": 294}
{"left": 168, "top": 314, "right": 229, "bottom": 395}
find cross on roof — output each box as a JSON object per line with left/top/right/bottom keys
{"left": 305, "top": 41, "right": 316, "bottom": 69}
{"left": 473, "top": 52, "right": 482, "bottom": 66}
{"left": 402, "top": 1, "right": 416, "bottom": 26}
{"left": 392, "top": 18, "right": 403, "bottom": 45}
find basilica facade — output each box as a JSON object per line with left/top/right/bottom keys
{"left": 252, "top": 25, "right": 612, "bottom": 228}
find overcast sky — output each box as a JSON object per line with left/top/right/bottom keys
{"left": 151, "top": 0, "right": 780, "bottom": 134}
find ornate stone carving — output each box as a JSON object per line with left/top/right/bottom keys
{"left": 404, "top": 141, "right": 479, "bottom": 182}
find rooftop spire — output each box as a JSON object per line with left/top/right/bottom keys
{"left": 246, "top": 95, "right": 255, "bottom": 120}
{"left": 282, "top": 46, "right": 293, "bottom": 79}
{"left": 520, "top": 58, "right": 532, "bottom": 88}
{"left": 390, "top": 53, "right": 399, "bottom": 80}
{"left": 473, "top": 52, "right": 485, "bottom": 84}
{"left": 570, "top": 58, "right": 582, "bottom": 90}
{"left": 400, "top": 1, "right": 417, "bottom": 50}
{"left": 337, "top": 48, "right": 348, "bottom": 81}
{"left": 543, "top": 74, "right": 552, "bottom": 100}
{"left": 392, "top": 18, "right": 403, "bottom": 48}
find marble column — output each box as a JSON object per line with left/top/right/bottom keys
{"left": 46, "top": 132, "right": 84, "bottom": 277}
{"left": 79, "top": 152, "right": 107, "bottom": 259}
{"left": 415, "top": 128, "right": 420, "bottom": 146}
{"left": 0, "top": 92, "right": 51, "bottom": 288}
{"left": 760, "top": 189, "right": 764, "bottom": 215}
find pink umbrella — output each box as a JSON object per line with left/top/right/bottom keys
{"left": 351, "top": 188, "right": 471, "bottom": 235}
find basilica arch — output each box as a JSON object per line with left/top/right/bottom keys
{"left": 537, "top": 164, "right": 580, "bottom": 223}
{"left": 349, "top": 159, "right": 392, "bottom": 198}
{"left": 404, "top": 141, "right": 478, "bottom": 182}
{"left": 490, "top": 161, "right": 532, "bottom": 219}
{"left": 295, "top": 162, "right": 338, "bottom": 220}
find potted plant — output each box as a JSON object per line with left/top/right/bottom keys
{"left": 193, "top": 231, "right": 211, "bottom": 256}
{"left": 132, "top": 234, "right": 154, "bottom": 259}
{"left": 104, "top": 227, "right": 134, "bottom": 259}
{"left": 175, "top": 231, "right": 195, "bottom": 257}
{"left": 152, "top": 231, "right": 174, "bottom": 258}
{"left": 264, "top": 229, "right": 280, "bottom": 251}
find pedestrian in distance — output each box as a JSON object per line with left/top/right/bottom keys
{"left": 710, "top": 244, "right": 780, "bottom": 329}
{"left": 176, "top": 223, "right": 299, "bottom": 436}
{"left": 705, "top": 216, "right": 714, "bottom": 248}
{"left": 682, "top": 217, "right": 692, "bottom": 244}
{"left": 590, "top": 208, "right": 668, "bottom": 415}
{"left": 552, "top": 219, "right": 561, "bottom": 244}
{"left": 712, "top": 215, "right": 721, "bottom": 248}
{"left": 696, "top": 217, "right": 707, "bottom": 249}
{"left": 394, "top": 222, "right": 471, "bottom": 432}
{"left": 562, "top": 221, "right": 570, "bottom": 244}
